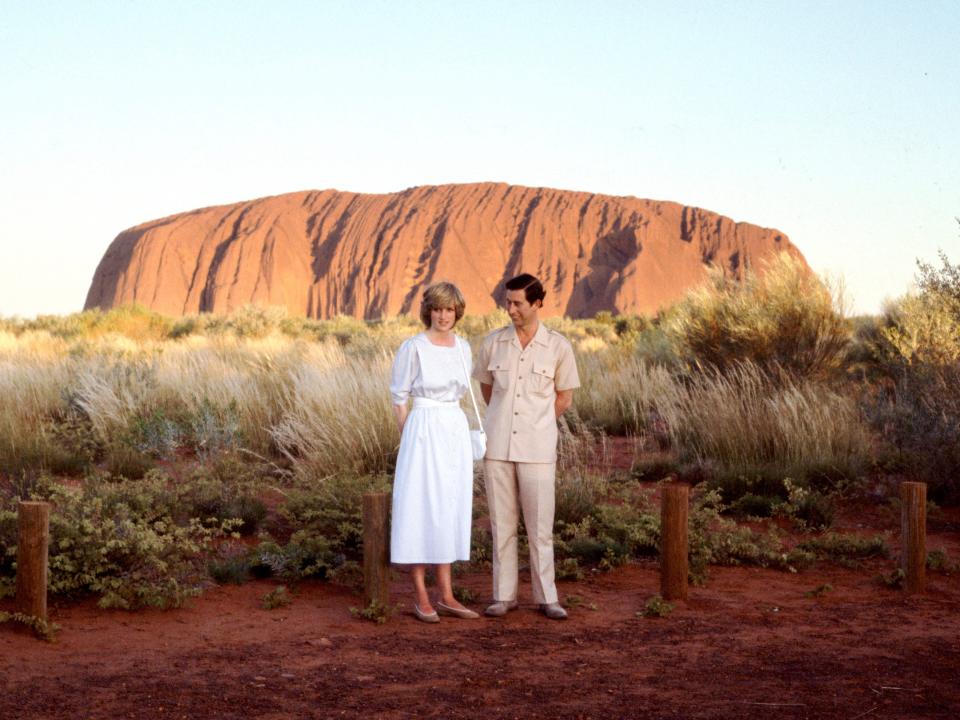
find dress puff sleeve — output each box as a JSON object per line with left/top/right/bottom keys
{"left": 390, "top": 338, "right": 420, "bottom": 405}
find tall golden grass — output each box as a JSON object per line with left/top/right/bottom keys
{"left": 0, "top": 321, "right": 872, "bottom": 490}
{"left": 655, "top": 361, "right": 869, "bottom": 483}
{"left": 0, "top": 259, "right": 877, "bottom": 490}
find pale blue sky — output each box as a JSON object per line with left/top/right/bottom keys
{"left": 1, "top": 1, "right": 957, "bottom": 317}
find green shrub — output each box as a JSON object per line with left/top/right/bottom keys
{"left": 103, "top": 443, "right": 155, "bottom": 480}
{"left": 190, "top": 398, "right": 241, "bottom": 461}
{"left": 44, "top": 401, "right": 103, "bottom": 477}
{"left": 727, "top": 493, "right": 779, "bottom": 519}
{"left": 1, "top": 472, "right": 237, "bottom": 608}
{"left": 0, "top": 611, "right": 59, "bottom": 641}
{"left": 927, "top": 548, "right": 955, "bottom": 573}
{"left": 555, "top": 557, "right": 584, "bottom": 581}
{"left": 349, "top": 599, "right": 394, "bottom": 624}
{"left": 274, "top": 474, "right": 390, "bottom": 578}
{"left": 775, "top": 478, "right": 839, "bottom": 529}
{"left": 128, "top": 407, "right": 183, "bottom": 460}
{"left": 261, "top": 585, "right": 293, "bottom": 609}
{"left": 668, "top": 253, "right": 850, "bottom": 378}
{"left": 640, "top": 595, "right": 674, "bottom": 618}
{"left": 0, "top": 508, "right": 15, "bottom": 597}
{"left": 470, "top": 524, "right": 492, "bottom": 565}
{"left": 867, "top": 360, "right": 960, "bottom": 505}
{"left": 555, "top": 483, "right": 659, "bottom": 569}
{"left": 881, "top": 250, "right": 960, "bottom": 366}
{"left": 208, "top": 541, "right": 252, "bottom": 584}
{"left": 248, "top": 539, "right": 294, "bottom": 579}
{"left": 796, "top": 532, "right": 888, "bottom": 568}
{"left": 687, "top": 489, "right": 805, "bottom": 583}
{"left": 865, "top": 250, "right": 960, "bottom": 502}
{"left": 185, "top": 471, "right": 267, "bottom": 536}
{"left": 804, "top": 583, "right": 834, "bottom": 598}
{"left": 631, "top": 457, "right": 680, "bottom": 482}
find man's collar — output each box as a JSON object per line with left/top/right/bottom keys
{"left": 498, "top": 321, "right": 549, "bottom": 347}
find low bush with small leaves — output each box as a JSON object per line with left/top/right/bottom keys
{"left": 640, "top": 596, "right": 674, "bottom": 618}
{"left": 927, "top": 548, "right": 955, "bottom": 573}
{"left": 796, "top": 533, "right": 888, "bottom": 569}
{"left": 350, "top": 599, "right": 394, "bottom": 624}
{"left": 687, "top": 489, "right": 810, "bottom": 583}
{"left": 804, "top": 583, "right": 834, "bottom": 598}
{"left": 272, "top": 474, "right": 390, "bottom": 579}
{"left": 0, "top": 471, "right": 238, "bottom": 608}
{"left": 208, "top": 541, "right": 252, "bottom": 585}
{"left": 0, "top": 611, "right": 60, "bottom": 641}
{"left": 555, "top": 557, "right": 585, "bottom": 581}
{"left": 261, "top": 585, "right": 293, "bottom": 610}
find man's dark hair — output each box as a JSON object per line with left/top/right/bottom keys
{"left": 505, "top": 273, "right": 546, "bottom": 306}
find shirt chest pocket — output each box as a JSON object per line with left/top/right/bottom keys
{"left": 530, "top": 363, "right": 555, "bottom": 396}
{"left": 487, "top": 359, "right": 512, "bottom": 391}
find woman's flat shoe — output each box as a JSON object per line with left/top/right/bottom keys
{"left": 414, "top": 604, "right": 440, "bottom": 623}
{"left": 436, "top": 601, "right": 480, "bottom": 619}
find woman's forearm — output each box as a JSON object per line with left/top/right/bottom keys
{"left": 393, "top": 403, "right": 409, "bottom": 434}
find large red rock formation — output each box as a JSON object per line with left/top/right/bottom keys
{"left": 85, "top": 183, "right": 802, "bottom": 318}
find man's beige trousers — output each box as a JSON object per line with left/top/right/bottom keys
{"left": 484, "top": 459, "right": 558, "bottom": 604}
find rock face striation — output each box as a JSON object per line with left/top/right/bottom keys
{"left": 85, "top": 183, "right": 802, "bottom": 319}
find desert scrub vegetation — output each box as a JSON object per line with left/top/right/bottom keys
{"left": 656, "top": 360, "right": 869, "bottom": 496}
{"left": 667, "top": 253, "right": 850, "bottom": 379}
{"left": 2, "top": 248, "right": 959, "bottom": 608}
{"left": 865, "top": 246, "right": 960, "bottom": 501}
{"left": 0, "top": 471, "right": 242, "bottom": 608}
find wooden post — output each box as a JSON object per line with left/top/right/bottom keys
{"left": 660, "top": 483, "right": 689, "bottom": 601}
{"left": 362, "top": 492, "right": 390, "bottom": 607}
{"left": 900, "top": 481, "right": 926, "bottom": 594}
{"left": 15, "top": 501, "right": 51, "bottom": 621}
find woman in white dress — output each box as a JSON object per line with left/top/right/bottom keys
{"left": 390, "top": 281, "right": 479, "bottom": 622}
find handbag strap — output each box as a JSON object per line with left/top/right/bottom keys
{"left": 456, "top": 337, "right": 485, "bottom": 434}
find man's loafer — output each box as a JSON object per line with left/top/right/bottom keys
{"left": 484, "top": 600, "right": 519, "bottom": 617}
{"left": 436, "top": 601, "right": 480, "bottom": 619}
{"left": 539, "top": 602, "right": 568, "bottom": 620}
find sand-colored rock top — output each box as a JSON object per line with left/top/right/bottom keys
{"left": 85, "top": 182, "right": 802, "bottom": 319}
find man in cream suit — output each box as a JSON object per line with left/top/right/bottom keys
{"left": 473, "top": 273, "right": 580, "bottom": 620}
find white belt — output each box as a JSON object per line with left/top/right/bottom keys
{"left": 412, "top": 397, "right": 459, "bottom": 408}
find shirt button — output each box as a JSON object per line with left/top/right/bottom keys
{"left": 520, "top": 358, "right": 524, "bottom": 362}
{"left": 518, "top": 376, "right": 522, "bottom": 380}
{"left": 514, "top": 411, "right": 518, "bottom": 415}
{"left": 512, "top": 430, "right": 517, "bottom": 434}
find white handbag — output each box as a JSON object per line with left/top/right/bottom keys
{"left": 457, "top": 339, "right": 487, "bottom": 461}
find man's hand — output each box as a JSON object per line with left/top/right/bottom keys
{"left": 480, "top": 383, "right": 493, "bottom": 406}
{"left": 555, "top": 389, "right": 573, "bottom": 418}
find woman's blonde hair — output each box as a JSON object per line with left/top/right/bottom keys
{"left": 419, "top": 281, "right": 466, "bottom": 328}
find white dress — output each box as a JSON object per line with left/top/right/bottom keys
{"left": 390, "top": 332, "right": 474, "bottom": 564}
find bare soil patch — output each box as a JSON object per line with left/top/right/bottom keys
{"left": 3, "top": 440, "right": 959, "bottom": 719}
{"left": 3, "top": 532, "right": 959, "bottom": 719}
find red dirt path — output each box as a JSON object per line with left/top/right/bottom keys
{"left": 3, "top": 550, "right": 959, "bottom": 720}
{"left": 3, "top": 437, "right": 959, "bottom": 720}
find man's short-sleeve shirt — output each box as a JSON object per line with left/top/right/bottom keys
{"left": 472, "top": 322, "right": 580, "bottom": 463}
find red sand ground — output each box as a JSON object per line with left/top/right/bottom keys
{"left": 3, "top": 442, "right": 959, "bottom": 719}
{"left": 2, "top": 557, "right": 959, "bottom": 720}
